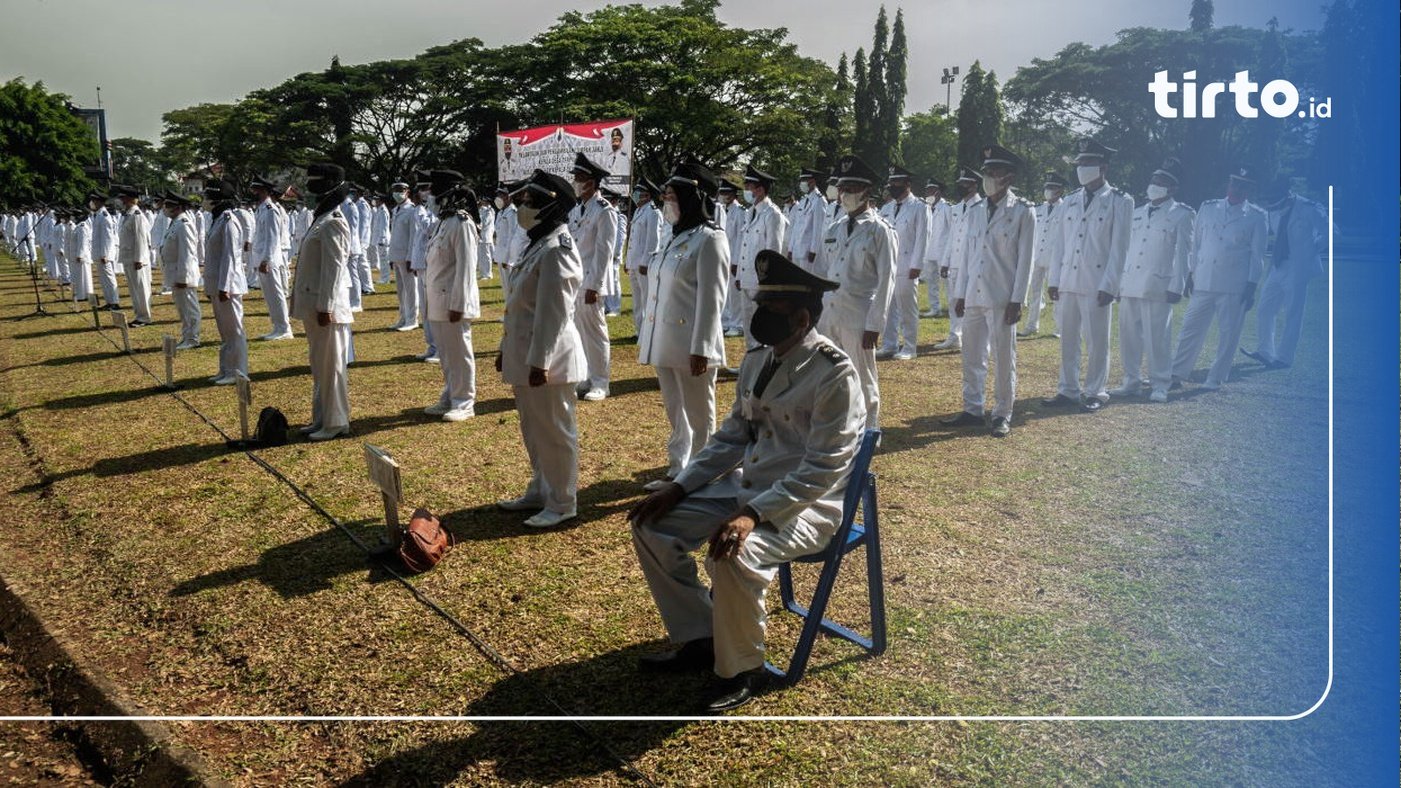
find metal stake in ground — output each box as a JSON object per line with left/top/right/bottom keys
{"left": 162, "top": 334, "right": 177, "bottom": 389}
{"left": 20, "top": 263, "right": 51, "bottom": 319}
{"left": 236, "top": 375, "right": 252, "bottom": 442}
{"left": 88, "top": 294, "right": 100, "bottom": 330}
{"left": 110, "top": 310, "right": 131, "bottom": 353}
{"left": 364, "top": 444, "right": 403, "bottom": 548}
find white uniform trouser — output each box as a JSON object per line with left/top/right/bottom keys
{"left": 944, "top": 270, "right": 963, "bottom": 339}
{"left": 604, "top": 262, "right": 622, "bottom": 313}
{"left": 632, "top": 497, "right": 830, "bottom": 678}
{"left": 1172, "top": 291, "right": 1246, "bottom": 386}
{"left": 73, "top": 260, "right": 92, "bottom": 302}
{"left": 823, "top": 317, "right": 880, "bottom": 428}
{"left": 99, "top": 260, "right": 120, "bottom": 306}
{"left": 1255, "top": 268, "right": 1311, "bottom": 365}
{"left": 1056, "top": 292, "right": 1112, "bottom": 400}
{"left": 304, "top": 319, "right": 351, "bottom": 431}
{"left": 655, "top": 366, "right": 717, "bottom": 478}
{"left": 174, "top": 286, "right": 201, "bottom": 345}
{"left": 512, "top": 382, "right": 578, "bottom": 514}
{"left": 924, "top": 262, "right": 946, "bottom": 315}
{"left": 722, "top": 278, "right": 744, "bottom": 331}
{"left": 630, "top": 268, "right": 649, "bottom": 334}
{"left": 259, "top": 265, "right": 292, "bottom": 336}
{"left": 370, "top": 244, "right": 389, "bottom": 284}
{"left": 1117, "top": 297, "right": 1174, "bottom": 393}
{"left": 393, "top": 262, "right": 418, "bottom": 326}
{"left": 355, "top": 251, "right": 374, "bottom": 293}
{"left": 477, "top": 243, "right": 493, "bottom": 279}
{"left": 1023, "top": 266, "right": 1050, "bottom": 332}
{"left": 960, "top": 306, "right": 1017, "bottom": 419}
{"left": 124, "top": 261, "right": 152, "bottom": 322}
{"left": 575, "top": 297, "right": 610, "bottom": 391}
{"left": 347, "top": 255, "right": 363, "bottom": 309}
{"left": 431, "top": 320, "right": 476, "bottom": 410}
{"left": 367, "top": 243, "right": 382, "bottom": 274}
{"left": 211, "top": 295, "right": 247, "bottom": 380}
{"left": 880, "top": 274, "right": 920, "bottom": 353}
{"left": 416, "top": 273, "right": 436, "bottom": 356}
{"left": 740, "top": 288, "right": 760, "bottom": 350}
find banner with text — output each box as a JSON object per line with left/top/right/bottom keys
{"left": 497, "top": 119, "right": 633, "bottom": 192}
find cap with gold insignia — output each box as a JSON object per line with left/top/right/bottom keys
{"left": 571, "top": 152, "right": 610, "bottom": 183}
{"left": 835, "top": 154, "right": 879, "bottom": 186}
{"left": 716, "top": 178, "right": 739, "bottom": 195}
{"left": 1228, "top": 164, "right": 1259, "bottom": 185}
{"left": 636, "top": 175, "right": 662, "bottom": 197}
{"left": 248, "top": 175, "right": 277, "bottom": 193}
{"left": 1043, "top": 171, "right": 1069, "bottom": 189}
{"left": 511, "top": 168, "right": 577, "bottom": 213}
{"left": 800, "top": 168, "right": 827, "bottom": 187}
{"left": 430, "top": 169, "right": 465, "bottom": 197}
{"left": 1152, "top": 157, "right": 1183, "bottom": 185}
{"left": 111, "top": 184, "right": 140, "bottom": 199}
{"left": 924, "top": 177, "right": 947, "bottom": 193}
{"left": 980, "top": 143, "right": 1024, "bottom": 171}
{"left": 666, "top": 157, "right": 719, "bottom": 199}
{"left": 753, "top": 249, "right": 839, "bottom": 303}
{"left": 955, "top": 166, "right": 980, "bottom": 184}
{"left": 743, "top": 164, "right": 776, "bottom": 189}
{"left": 887, "top": 164, "right": 915, "bottom": 183}
{"left": 1070, "top": 137, "right": 1116, "bottom": 164}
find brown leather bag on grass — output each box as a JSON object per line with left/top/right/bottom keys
{"left": 398, "top": 507, "right": 453, "bottom": 573}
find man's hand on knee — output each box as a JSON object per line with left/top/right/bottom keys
{"left": 707, "top": 507, "right": 759, "bottom": 561}
{"left": 627, "top": 482, "right": 686, "bottom": 526}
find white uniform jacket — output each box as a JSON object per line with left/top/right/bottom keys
{"left": 117, "top": 206, "right": 151, "bottom": 266}
{"left": 672, "top": 331, "right": 866, "bottom": 536}
{"left": 637, "top": 223, "right": 729, "bottom": 368}
{"left": 203, "top": 211, "right": 247, "bottom": 297}
{"left": 953, "top": 190, "right": 1037, "bottom": 308}
{"left": 291, "top": 208, "right": 353, "bottom": 323}
{"left": 1049, "top": 181, "right": 1135, "bottom": 297}
{"left": 568, "top": 193, "right": 618, "bottom": 294}
{"left": 160, "top": 214, "right": 200, "bottom": 287}
{"left": 1189, "top": 198, "right": 1266, "bottom": 294}
{"left": 500, "top": 224, "right": 586, "bottom": 386}
{"left": 1120, "top": 199, "right": 1194, "bottom": 300}
{"left": 878, "top": 194, "right": 928, "bottom": 276}
{"left": 252, "top": 198, "right": 288, "bottom": 268}
{"left": 821, "top": 208, "right": 898, "bottom": 333}
{"left": 424, "top": 211, "right": 481, "bottom": 322}
{"left": 738, "top": 198, "right": 788, "bottom": 291}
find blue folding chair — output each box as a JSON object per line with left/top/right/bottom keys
{"left": 765, "top": 428, "right": 886, "bottom": 685}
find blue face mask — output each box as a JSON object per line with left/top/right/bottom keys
{"left": 742, "top": 190, "right": 756, "bottom": 205}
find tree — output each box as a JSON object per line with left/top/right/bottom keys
{"left": 852, "top": 48, "right": 871, "bottom": 160}
{"left": 818, "top": 53, "right": 852, "bottom": 171}
{"left": 1190, "top": 0, "right": 1214, "bottom": 31}
{"left": 0, "top": 79, "right": 98, "bottom": 206}
{"left": 858, "top": 7, "right": 891, "bottom": 174}
{"left": 899, "top": 106, "right": 957, "bottom": 183}
{"left": 109, "top": 137, "right": 177, "bottom": 194}
{"left": 955, "top": 61, "right": 1003, "bottom": 171}
{"left": 882, "top": 9, "right": 909, "bottom": 167}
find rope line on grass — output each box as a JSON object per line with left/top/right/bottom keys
{"left": 14, "top": 264, "right": 660, "bottom": 788}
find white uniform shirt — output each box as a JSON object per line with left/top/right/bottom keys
{"left": 568, "top": 193, "right": 619, "bottom": 294}
{"left": 878, "top": 194, "right": 928, "bottom": 277}
{"left": 160, "top": 213, "right": 200, "bottom": 287}
{"left": 424, "top": 211, "right": 481, "bottom": 322}
{"left": 953, "top": 190, "right": 1037, "bottom": 308}
{"left": 821, "top": 207, "right": 898, "bottom": 333}
{"left": 637, "top": 223, "right": 728, "bottom": 368}
{"left": 1049, "top": 181, "right": 1135, "bottom": 297}
{"left": 737, "top": 197, "right": 788, "bottom": 291}
{"left": 291, "top": 208, "right": 353, "bottom": 323}
{"left": 1188, "top": 198, "right": 1266, "bottom": 295}
{"left": 252, "top": 197, "right": 288, "bottom": 267}
{"left": 1120, "top": 199, "right": 1193, "bottom": 300}
{"left": 203, "top": 211, "right": 247, "bottom": 297}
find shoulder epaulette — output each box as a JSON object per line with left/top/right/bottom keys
{"left": 745, "top": 345, "right": 766, "bottom": 355}
{"left": 816, "top": 343, "right": 848, "bottom": 365}
{"left": 557, "top": 231, "right": 573, "bottom": 250}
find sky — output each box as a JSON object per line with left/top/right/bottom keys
{"left": 0, "top": 0, "right": 1324, "bottom": 144}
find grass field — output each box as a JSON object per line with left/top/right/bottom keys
{"left": 0, "top": 253, "right": 1332, "bottom": 785}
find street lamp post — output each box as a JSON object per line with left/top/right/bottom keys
{"left": 941, "top": 66, "right": 960, "bottom": 108}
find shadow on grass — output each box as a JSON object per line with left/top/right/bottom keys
{"left": 439, "top": 476, "right": 644, "bottom": 541}
{"left": 337, "top": 644, "right": 705, "bottom": 786}
{"left": 168, "top": 520, "right": 393, "bottom": 600}
{"left": 14, "top": 439, "right": 239, "bottom": 492}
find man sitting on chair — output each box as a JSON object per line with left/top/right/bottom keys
{"left": 629, "top": 250, "right": 867, "bottom": 712}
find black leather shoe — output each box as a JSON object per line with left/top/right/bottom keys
{"left": 706, "top": 668, "right": 769, "bottom": 713}
{"left": 1267, "top": 359, "right": 1291, "bottom": 370}
{"left": 1081, "top": 397, "right": 1105, "bottom": 413}
{"left": 939, "top": 411, "right": 985, "bottom": 427}
{"left": 638, "top": 638, "right": 714, "bottom": 674}
{"left": 1041, "top": 393, "right": 1078, "bottom": 407}
{"left": 990, "top": 416, "right": 1010, "bottom": 438}
{"left": 1240, "top": 347, "right": 1272, "bottom": 365}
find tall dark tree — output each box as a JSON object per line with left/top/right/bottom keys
{"left": 861, "top": 6, "right": 890, "bottom": 173}
{"left": 819, "top": 53, "right": 852, "bottom": 170}
{"left": 0, "top": 79, "right": 98, "bottom": 206}
{"left": 955, "top": 61, "right": 1003, "bottom": 171}
{"left": 852, "top": 48, "right": 872, "bottom": 160}
{"left": 882, "top": 9, "right": 909, "bottom": 167}
{"left": 1189, "top": 0, "right": 1214, "bottom": 31}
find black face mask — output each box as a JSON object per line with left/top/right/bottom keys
{"left": 750, "top": 305, "right": 803, "bottom": 347}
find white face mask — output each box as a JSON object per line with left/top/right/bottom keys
{"left": 1146, "top": 184, "right": 1170, "bottom": 201}
{"left": 493, "top": 196, "right": 506, "bottom": 210}
{"left": 572, "top": 180, "right": 588, "bottom": 199}
{"left": 516, "top": 205, "right": 541, "bottom": 230}
{"left": 742, "top": 189, "right": 756, "bottom": 205}
{"left": 839, "top": 192, "right": 864, "bottom": 214}
{"left": 662, "top": 201, "right": 680, "bottom": 225}
{"left": 825, "top": 184, "right": 839, "bottom": 201}
{"left": 982, "top": 174, "right": 1003, "bottom": 195}
{"left": 1076, "top": 166, "right": 1102, "bottom": 187}
{"left": 798, "top": 181, "right": 811, "bottom": 195}
{"left": 1043, "top": 188, "right": 1059, "bottom": 202}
